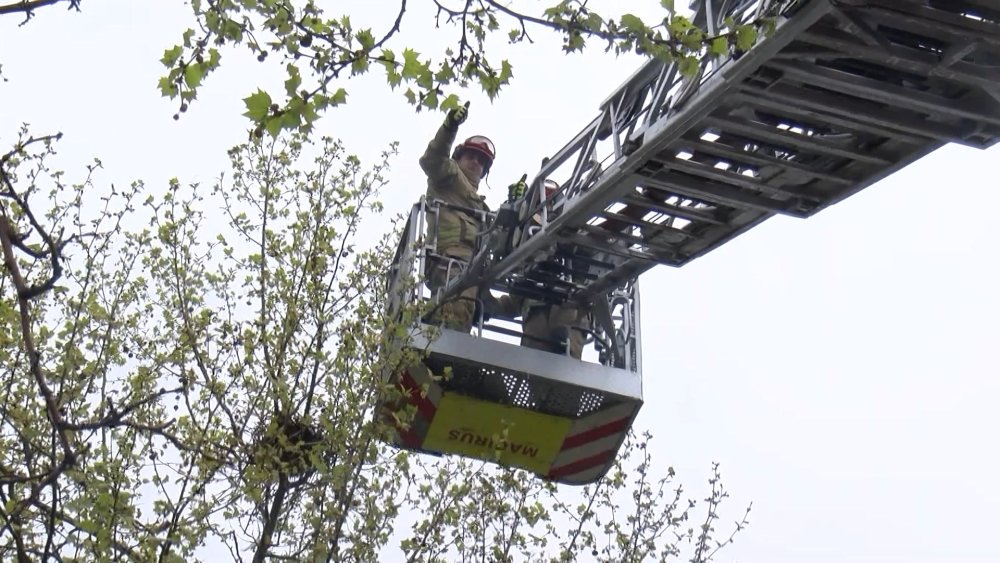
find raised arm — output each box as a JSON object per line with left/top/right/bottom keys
{"left": 419, "top": 103, "right": 469, "bottom": 182}
{"left": 419, "top": 121, "right": 459, "bottom": 182}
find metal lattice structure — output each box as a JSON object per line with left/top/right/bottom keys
{"left": 384, "top": 0, "right": 1000, "bottom": 484}
{"left": 448, "top": 0, "right": 1000, "bottom": 311}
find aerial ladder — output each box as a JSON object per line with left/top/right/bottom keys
{"left": 383, "top": 0, "right": 1000, "bottom": 485}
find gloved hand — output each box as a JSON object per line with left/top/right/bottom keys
{"left": 507, "top": 173, "right": 528, "bottom": 202}
{"left": 445, "top": 101, "right": 470, "bottom": 130}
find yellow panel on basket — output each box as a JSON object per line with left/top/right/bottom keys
{"left": 424, "top": 393, "right": 571, "bottom": 474}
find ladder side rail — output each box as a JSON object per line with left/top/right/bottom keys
{"left": 645, "top": 62, "right": 682, "bottom": 128}
{"left": 514, "top": 0, "right": 816, "bottom": 288}
{"left": 631, "top": 281, "right": 643, "bottom": 387}
{"left": 563, "top": 116, "right": 608, "bottom": 205}
{"left": 610, "top": 289, "right": 634, "bottom": 372}
{"left": 690, "top": 0, "right": 803, "bottom": 36}
{"left": 386, "top": 202, "right": 424, "bottom": 320}
{"left": 597, "top": 50, "right": 678, "bottom": 110}
{"left": 521, "top": 114, "right": 607, "bottom": 227}
{"left": 481, "top": 0, "right": 834, "bottom": 290}
{"left": 796, "top": 28, "right": 1000, "bottom": 91}
{"left": 607, "top": 88, "right": 628, "bottom": 163}
{"left": 649, "top": 0, "right": 798, "bottom": 130}
{"left": 586, "top": 281, "right": 641, "bottom": 372}
{"left": 515, "top": 95, "right": 626, "bottom": 252}
{"left": 521, "top": 62, "right": 695, "bottom": 256}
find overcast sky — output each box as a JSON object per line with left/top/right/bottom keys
{"left": 2, "top": 2, "right": 998, "bottom": 562}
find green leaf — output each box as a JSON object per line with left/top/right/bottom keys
{"left": 709, "top": 37, "right": 729, "bottom": 57}
{"left": 243, "top": 89, "right": 272, "bottom": 122}
{"left": 284, "top": 64, "right": 302, "bottom": 97}
{"left": 280, "top": 108, "right": 301, "bottom": 130}
{"left": 660, "top": 0, "right": 675, "bottom": 12}
{"left": 306, "top": 15, "right": 326, "bottom": 33}
{"left": 415, "top": 67, "right": 433, "bottom": 89}
{"left": 423, "top": 90, "right": 438, "bottom": 109}
{"left": 351, "top": 57, "right": 370, "bottom": 76}
{"left": 386, "top": 68, "right": 402, "bottom": 89}
{"left": 585, "top": 13, "right": 603, "bottom": 32}
{"left": 357, "top": 28, "right": 375, "bottom": 51}
{"left": 282, "top": 97, "right": 307, "bottom": 130}
{"left": 565, "top": 32, "right": 585, "bottom": 53}
{"left": 440, "top": 94, "right": 461, "bottom": 112}
{"left": 668, "top": 15, "right": 693, "bottom": 37}
{"left": 161, "top": 45, "right": 183, "bottom": 67}
{"left": 498, "top": 60, "right": 513, "bottom": 85}
{"left": 330, "top": 88, "right": 347, "bottom": 106}
{"left": 184, "top": 63, "right": 206, "bottom": 88}
{"left": 434, "top": 63, "right": 455, "bottom": 83}
{"left": 158, "top": 76, "right": 178, "bottom": 98}
{"left": 299, "top": 99, "right": 319, "bottom": 126}
{"left": 678, "top": 55, "right": 700, "bottom": 77}
{"left": 620, "top": 13, "right": 645, "bottom": 33}
{"left": 735, "top": 25, "right": 758, "bottom": 51}
{"left": 401, "top": 48, "right": 422, "bottom": 80}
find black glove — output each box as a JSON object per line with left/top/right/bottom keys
{"left": 445, "top": 101, "right": 470, "bottom": 130}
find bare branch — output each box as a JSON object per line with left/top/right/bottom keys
{"left": 0, "top": 0, "right": 77, "bottom": 18}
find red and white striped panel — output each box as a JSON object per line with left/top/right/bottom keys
{"left": 545, "top": 402, "right": 639, "bottom": 484}
{"left": 387, "top": 362, "right": 443, "bottom": 449}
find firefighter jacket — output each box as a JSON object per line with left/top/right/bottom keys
{"left": 419, "top": 123, "right": 490, "bottom": 256}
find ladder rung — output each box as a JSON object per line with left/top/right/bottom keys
{"left": 862, "top": 2, "right": 1000, "bottom": 49}
{"left": 796, "top": 28, "right": 1000, "bottom": 91}
{"left": 593, "top": 210, "right": 694, "bottom": 241}
{"left": 531, "top": 259, "right": 600, "bottom": 281}
{"left": 561, "top": 233, "right": 671, "bottom": 265}
{"left": 768, "top": 60, "right": 1000, "bottom": 127}
{"left": 676, "top": 137, "right": 856, "bottom": 187}
{"left": 552, "top": 250, "right": 616, "bottom": 271}
{"left": 640, "top": 171, "right": 804, "bottom": 216}
{"left": 703, "top": 115, "right": 894, "bottom": 166}
{"left": 583, "top": 253, "right": 679, "bottom": 300}
{"left": 619, "top": 191, "right": 726, "bottom": 225}
{"left": 731, "top": 89, "right": 929, "bottom": 145}
{"left": 735, "top": 84, "right": 968, "bottom": 144}
{"left": 507, "top": 283, "right": 573, "bottom": 303}
{"left": 577, "top": 223, "right": 681, "bottom": 256}
{"left": 939, "top": 40, "right": 979, "bottom": 68}
{"left": 662, "top": 155, "right": 825, "bottom": 202}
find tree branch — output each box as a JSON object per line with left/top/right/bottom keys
{"left": 0, "top": 0, "right": 76, "bottom": 19}
{"left": 0, "top": 215, "right": 74, "bottom": 459}
{"left": 253, "top": 473, "right": 289, "bottom": 563}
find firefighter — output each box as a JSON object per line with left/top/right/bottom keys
{"left": 419, "top": 102, "right": 499, "bottom": 332}
{"left": 510, "top": 179, "right": 591, "bottom": 359}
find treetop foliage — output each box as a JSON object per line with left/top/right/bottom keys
{"left": 2, "top": 0, "right": 788, "bottom": 135}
